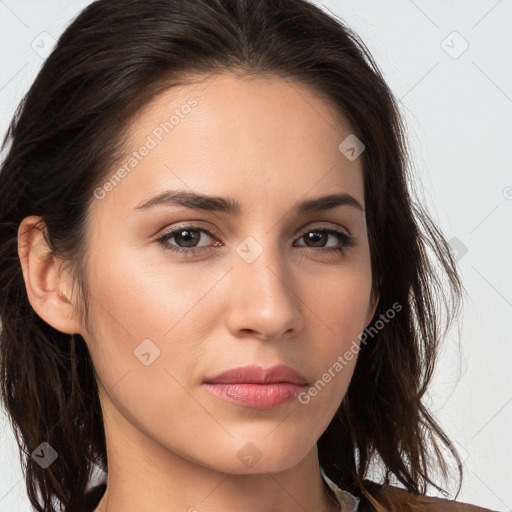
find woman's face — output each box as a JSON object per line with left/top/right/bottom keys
{"left": 81, "top": 72, "right": 377, "bottom": 474}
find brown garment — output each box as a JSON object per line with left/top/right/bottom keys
{"left": 362, "top": 482, "right": 499, "bottom": 512}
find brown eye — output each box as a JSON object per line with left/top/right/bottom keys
{"left": 294, "top": 228, "right": 356, "bottom": 255}
{"left": 156, "top": 224, "right": 219, "bottom": 257}
{"left": 165, "top": 228, "right": 211, "bottom": 248}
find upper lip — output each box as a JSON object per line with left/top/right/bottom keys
{"left": 204, "top": 364, "right": 308, "bottom": 385}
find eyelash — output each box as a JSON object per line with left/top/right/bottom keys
{"left": 156, "top": 223, "right": 356, "bottom": 258}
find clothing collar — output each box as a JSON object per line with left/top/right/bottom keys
{"left": 320, "top": 466, "right": 360, "bottom": 512}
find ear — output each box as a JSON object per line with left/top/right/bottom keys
{"left": 17, "top": 216, "right": 83, "bottom": 335}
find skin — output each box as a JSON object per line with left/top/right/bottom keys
{"left": 18, "top": 72, "right": 378, "bottom": 512}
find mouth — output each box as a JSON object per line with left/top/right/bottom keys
{"left": 203, "top": 364, "right": 309, "bottom": 410}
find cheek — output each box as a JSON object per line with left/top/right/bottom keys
{"left": 310, "top": 260, "right": 373, "bottom": 331}
{"left": 83, "top": 246, "right": 230, "bottom": 386}
{"left": 302, "top": 262, "right": 373, "bottom": 388}
{"left": 82, "top": 252, "right": 221, "bottom": 444}
{"left": 86, "top": 243, "right": 217, "bottom": 335}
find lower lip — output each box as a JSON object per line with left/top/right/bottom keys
{"left": 204, "top": 383, "right": 306, "bottom": 409}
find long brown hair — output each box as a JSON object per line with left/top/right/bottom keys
{"left": 0, "top": 0, "right": 463, "bottom": 510}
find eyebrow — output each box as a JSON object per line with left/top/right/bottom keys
{"left": 134, "top": 190, "right": 364, "bottom": 214}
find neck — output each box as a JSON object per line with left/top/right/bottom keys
{"left": 94, "top": 454, "right": 339, "bottom": 512}
{"left": 93, "top": 402, "right": 340, "bottom": 512}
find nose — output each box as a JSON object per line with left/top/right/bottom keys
{"left": 225, "top": 240, "right": 304, "bottom": 341}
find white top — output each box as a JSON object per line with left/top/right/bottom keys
{"left": 320, "top": 466, "right": 360, "bottom": 512}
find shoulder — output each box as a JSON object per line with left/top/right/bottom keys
{"left": 372, "top": 483, "right": 498, "bottom": 512}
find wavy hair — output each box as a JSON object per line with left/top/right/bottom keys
{"left": 0, "top": 0, "right": 464, "bottom": 510}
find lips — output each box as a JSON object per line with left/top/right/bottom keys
{"left": 204, "top": 364, "right": 308, "bottom": 386}
{"left": 203, "top": 365, "right": 308, "bottom": 409}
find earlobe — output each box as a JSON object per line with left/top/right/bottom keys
{"left": 17, "top": 216, "right": 81, "bottom": 335}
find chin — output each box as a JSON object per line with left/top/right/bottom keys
{"left": 191, "top": 432, "right": 315, "bottom": 475}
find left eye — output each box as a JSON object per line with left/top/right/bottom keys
{"left": 156, "top": 225, "right": 355, "bottom": 256}
{"left": 295, "top": 229, "right": 348, "bottom": 248}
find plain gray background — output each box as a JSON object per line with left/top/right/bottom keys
{"left": 0, "top": 0, "right": 511, "bottom": 510}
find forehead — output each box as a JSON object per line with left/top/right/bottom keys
{"left": 94, "top": 72, "right": 364, "bottom": 216}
